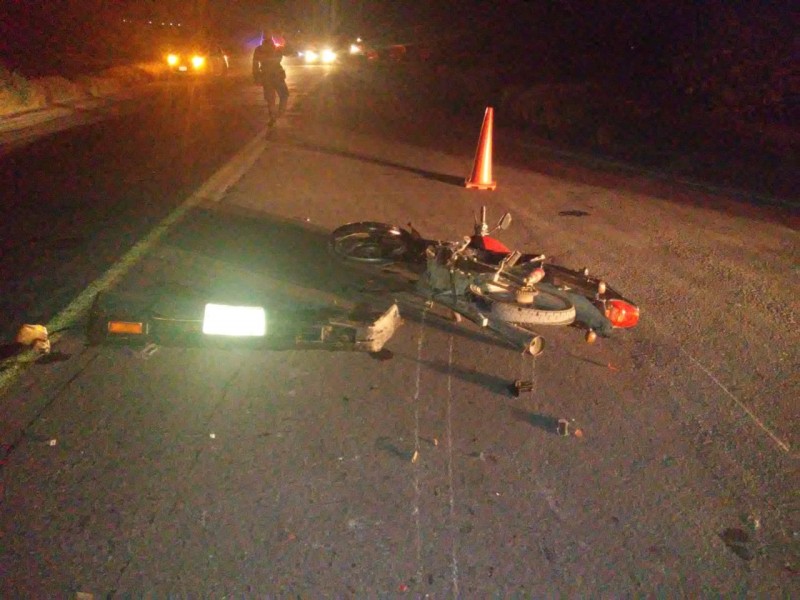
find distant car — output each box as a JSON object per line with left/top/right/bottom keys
{"left": 165, "top": 39, "right": 229, "bottom": 76}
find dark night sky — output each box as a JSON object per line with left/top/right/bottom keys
{"left": 1, "top": 1, "right": 796, "bottom": 79}
{"left": 2, "top": 1, "right": 796, "bottom": 43}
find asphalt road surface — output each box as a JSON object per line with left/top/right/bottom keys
{"left": 1, "top": 58, "right": 797, "bottom": 597}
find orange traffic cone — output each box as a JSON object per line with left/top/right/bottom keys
{"left": 465, "top": 106, "right": 497, "bottom": 190}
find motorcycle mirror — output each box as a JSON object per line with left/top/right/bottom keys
{"left": 498, "top": 213, "right": 512, "bottom": 230}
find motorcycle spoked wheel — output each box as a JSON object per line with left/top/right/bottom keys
{"left": 329, "top": 222, "right": 410, "bottom": 265}
{"left": 471, "top": 284, "right": 577, "bottom": 326}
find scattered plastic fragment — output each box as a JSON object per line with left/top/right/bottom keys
{"left": 557, "top": 419, "right": 570, "bottom": 436}
{"left": 16, "top": 324, "right": 50, "bottom": 353}
{"left": 48, "top": 439, "right": 57, "bottom": 446}
{"left": 139, "top": 343, "right": 159, "bottom": 359}
{"left": 433, "top": 438, "right": 439, "bottom": 447}
{"left": 574, "top": 429, "right": 584, "bottom": 438}
{"left": 209, "top": 433, "right": 216, "bottom": 439}
{"left": 411, "top": 450, "right": 419, "bottom": 463}
{"left": 608, "top": 363, "right": 619, "bottom": 372}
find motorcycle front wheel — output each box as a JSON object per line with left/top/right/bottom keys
{"left": 329, "top": 222, "right": 411, "bottom": 265}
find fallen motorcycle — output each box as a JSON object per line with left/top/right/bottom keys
{"left": 329, "top": 206, "right": 639, "bottom": 355}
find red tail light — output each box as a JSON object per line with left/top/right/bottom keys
{"left": 605, "top": 299, "right": 639, "bottom": 328}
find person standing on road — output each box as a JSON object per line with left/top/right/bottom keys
{"left": 253, "top": 32, "right": 289, "bottom": 127}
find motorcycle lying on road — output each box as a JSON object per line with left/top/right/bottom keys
{"left": 329, "top": 206, "right": 639, "bottom": 356}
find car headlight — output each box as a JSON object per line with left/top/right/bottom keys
{"left": 321, "top": 49, "right": 337, "bottom": 63}
{"left": 304, "top": 49, "right": 318, "bottom": 63}
{"left": 191, "top": 55, "right": 206, "bottom": 69}
{"left": 167, "top": 54, "right": 179, "bottom": 66}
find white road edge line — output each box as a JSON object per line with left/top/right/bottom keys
{"left": 0, "top": 125, "right": 270, "bottom": 398}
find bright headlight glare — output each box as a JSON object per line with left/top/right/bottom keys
{"left": 321, "top": 49, "right": 337, "bottom": 63}
{"left": 191, "top": 55, "right": 206, "bottom": 69}
{"left": 304, "top": 50, "right": 318, "bottom": 63}
{"left": 167, "top": 54, "right": 179, "bottom": 66}
{"left": 202, "top": 303, "right": 266, "bottom": 337}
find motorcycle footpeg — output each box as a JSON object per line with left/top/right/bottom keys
{"left": 511, "top": 379, "right": 534, "bottom": 396}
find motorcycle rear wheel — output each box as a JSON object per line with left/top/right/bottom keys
{"left": 476, "top": 285, "right": 577, "bottom": 326}
{"left": 329, "top": 222, "right": 410, "bottom": 265}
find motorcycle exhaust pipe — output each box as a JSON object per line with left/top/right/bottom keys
{"left": 482, "top": 316, "right": 545, "bottom": 356}
{"left": 435, "top": 296, "right": 544, "bottom": 356}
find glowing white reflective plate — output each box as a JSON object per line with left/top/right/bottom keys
{"left": 202, "top": 303, "right": 266, "bottom": 337}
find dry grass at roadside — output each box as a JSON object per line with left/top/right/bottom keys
{"left": 75, "top": 75, "right": 123, "bottom": 98}
{"left": 327, "top": 62, "right": 799, "bottom": 203}
{"left": 0, "top": 66, "right": 47, "bottom": 115}
{"left": 36, "top": 76, "right": 87, "bottom": 105}
{"left": 0, "top": 62, "right": 166, "bottom": 118}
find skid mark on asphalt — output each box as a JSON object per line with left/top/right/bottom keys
{"left": 0, "top": 346, "right": 100, "bottom": 472}
{"left": 111, "top": 362, "right": 245, "bottom": 590}
{"left": 681, "top": 348, "right": 790, "bottom": 454}
{"left": 411, "top": 309, "right": 427, "bottom": 584}
{"left": 648, "top": 318, "right": 791, "bottom": 455}
{"left": 446, "top": 336, "right": 460, "bottom": 598}
{"left": 618, "top": 320, "right": 795, "bottom": 572}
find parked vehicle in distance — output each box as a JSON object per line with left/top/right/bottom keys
{"left": 163, "top": 35, "right": 229, "bottom": 76}
{"left": 296, "top": 42, "right": 338, "bottom": 64}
